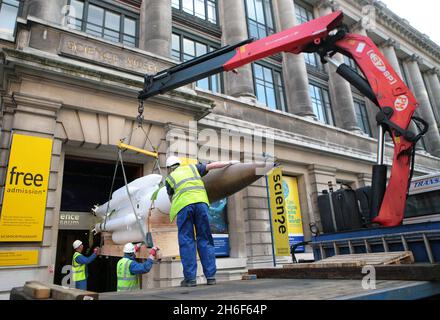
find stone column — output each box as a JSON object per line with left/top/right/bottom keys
{"left": 379, "top": 43, "right": 423, "bottom": 142}
{"left": 139, "top": 0, "right": 172, "bottom": 57}
{"left": 405, "top": 56, "right": 440, "bottom": 156}
{"left": 276, "top": 0, "right": 315, "bottom": 118}
{"left": 378, "top": 41, "right": 425, "bottom": 150}
{"left": 380, "top": 39, "right": 403, "bottom": 79}
{"left": 27, "top": 0, "right": 67, "bottom": 25}
{"left": 221, "top": 0, "right": 255, "bottom": 99}
{"left": 423, "top": 68, "right": 440, "bottom": 129}
{"left": 318, "top": 1, "right": 362, "bottom": 133}
{"left": 307, "top": 164, "right": 337, "bottom": 232}
{"left": 227, "top": 191, "right": 247, "bottom": 258}
{"left": 244, "top": 178, "right": 275, "bottom": 268}
{"left": 357, "top": 173, "right": 372, "bottom": 187}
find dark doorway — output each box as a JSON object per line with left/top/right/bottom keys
{"left": 60, "top": 157, "right": 142, "bottom": 212}
{"left": 54, "top": 157, "right": 142, "bottom": 292}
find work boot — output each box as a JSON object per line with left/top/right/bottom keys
{"left": 207, "top": 278, "right": 216, "bottom": 285}
{"left": 180, "top": 279, "right": 197, "bottom": 287}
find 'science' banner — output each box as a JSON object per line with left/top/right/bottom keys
{"left": 266, "top": 167, "right": 290, "bottom": 256}
{"left": 0, "top": 134, "right": 53, "bottom": 242}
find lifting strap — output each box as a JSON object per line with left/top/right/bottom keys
{"left": 100, "top": 102, "right": 160, "bottom": 247}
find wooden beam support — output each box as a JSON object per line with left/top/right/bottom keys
{"left": 249, "top": 265, "right": 440, "bottom": 281}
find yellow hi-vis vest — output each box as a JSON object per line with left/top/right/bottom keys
{"left": 72, "top": 252, "right": 86, "bottom": 282}
{"left": 166, "top": 164, "right": 209, "bottom": 222}
{"left": 117, "top": 257, "right": 140, "bottom": 292}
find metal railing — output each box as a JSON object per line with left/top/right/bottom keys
{"left": 314, "top": 230, "right": 440, "bottom": 264}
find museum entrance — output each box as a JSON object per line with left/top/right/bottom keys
{"left": 54, "top": 156, "right": 141, "bottom": 292}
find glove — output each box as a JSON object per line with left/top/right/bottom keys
{"left": 93, "top": 247, "right": 100, "bottom": 255}
{"left": 149, "top": 246, "right": 160, "bottom": 257}
{"left": 134, "top": 243, "right": 142, "bottom": 253}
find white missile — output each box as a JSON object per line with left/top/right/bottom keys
{"left": 93, "top": 162, "right": 273, "bottom": 244}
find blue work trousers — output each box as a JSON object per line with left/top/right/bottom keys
{"left": 75, "top": 279, "right": 87, "bottom": 290}
{"left": 176, "top": 203, "right": 216, "bottom": 280}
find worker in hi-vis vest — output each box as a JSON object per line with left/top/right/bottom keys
{"left": 116, "top": 243, "right": 160, "bottom": 292}
{"left": 72, "top": 240, "right": 100, "bottom": 290}
{"left": 165, "top": 156, "right": 239, "bottom": 287}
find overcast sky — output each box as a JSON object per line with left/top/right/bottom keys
{"left": 380, "top": 0, "right": 440, "bottom": 45}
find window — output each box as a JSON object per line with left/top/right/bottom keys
{"left": 405, "top": 190, "right": 440, "bottom": 218}
{"left": 295, "top": 2, "right": 324, "bottom": 71}
{"left": 309, "top": 83, "right": 334, "bottom": 125}
{"left": 67, "top": 0, "right": 138, "bottom": 47}
{"left": 295, "top": 2, "right": 314, "bottom": 24}
{"left": 253, "top": 63, "right": 286, "bottom": 111}
{"left": 343, "top": 55, "right": 362, "bottom": 74}
{"left": 353, "top": 99, "right": 371, "bottom": 136}
{"left": 172, "top": 32, "right": 222, "bottom": 93}
{"left": 0, "top": 0, "right": 20, "bottom": 38}
{"left": 245, "top": 0, "right": 275, "bottom": 40}
{"left": 172, "top": 0, "right": 217, "bottom": 24}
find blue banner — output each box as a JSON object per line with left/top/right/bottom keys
{"left": 208, "top": 199, "right": 230, "bottom": 257}
{"left": 289, "top": 235, "right": 305, "bottom": 253}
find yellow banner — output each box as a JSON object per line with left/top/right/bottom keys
{"left": 0, "top": 134, "right": 53, "bottom": 242}
{"left": 283, "top": 176, "right": 304, "bottom": 250}
{"left": 0, "top": 250, "right": 39, "bottom": 267}
{"left": 266, "top": 167, "right": 290, "bottom": 256}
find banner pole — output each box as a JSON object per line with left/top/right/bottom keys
{"left": 265, "top": 174, "right": 277, "bottom": 267}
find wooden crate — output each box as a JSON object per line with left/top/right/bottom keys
{"left": 100, "top": 209, "right": 179, "bottom": 259}
{"left": 284, "top": 251, "right": 415, "bottom": 269}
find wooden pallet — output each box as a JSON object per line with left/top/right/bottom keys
{"left": 100, "top": 209, "right": 179, "bottom": 259}
{"left": 284, "top": 251, "right": 415, "bottom": 269}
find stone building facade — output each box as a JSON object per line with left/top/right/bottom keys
{"left": 0, "top": 0, "right": 440, "bottom": 297}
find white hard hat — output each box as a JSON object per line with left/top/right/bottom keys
{"left": 166, "top": 156, "right": 181, "bottom": 168}
{"left": 123, "top": 243, "right": 136, "bottom": 254}
{"left": 73, "top": 240, "right": 83, "bottom": 249}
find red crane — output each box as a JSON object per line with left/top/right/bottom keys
{"left": 138, "top": 11, "right": 428, "bottom": 227}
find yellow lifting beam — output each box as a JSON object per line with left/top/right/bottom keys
{"left": 117, "top": 140, "right": 158, "bottom": 159}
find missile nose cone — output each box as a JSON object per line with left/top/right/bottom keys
{"left": 203, "top": 162, "right": 274, "bottom": 203}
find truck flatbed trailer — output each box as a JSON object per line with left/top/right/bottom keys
{"left": 98, "top": 277, "right": 440, "bottom": 300}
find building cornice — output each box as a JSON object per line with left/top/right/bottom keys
{"left": 427, "top": 68, "right": 440, "bottom": 76}
{"left": 379, "top": 38, "right": 400, "bottom": 50}
{"left": 1, "top": 47, "right": 214, "bottom": 120}
{"left": 353, "top": 0, "right": 440, "bottom": 62}
{"left": 405, "top": 54, "right": 422, "bottom": 64}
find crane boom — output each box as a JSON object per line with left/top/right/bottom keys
{"left": 138, "top": 11, "right": 428, "bottom": 227}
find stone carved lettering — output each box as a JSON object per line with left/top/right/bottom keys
{"left": 60, "top": 36, "right": 163, "bottom": 74}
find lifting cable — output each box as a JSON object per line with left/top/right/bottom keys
{"left": 99, "top": 99, "right": 160, "bottom": 248}
{"left": 99, "top": 154, "right": 121, "bottom": 248}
